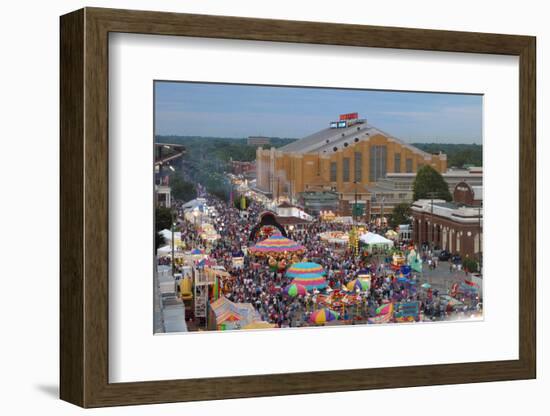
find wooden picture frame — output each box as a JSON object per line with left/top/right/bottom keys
{"left": 60, "top": 7, "right": 536, "bottom": 408}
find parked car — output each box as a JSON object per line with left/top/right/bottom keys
{"left": 438, "top": 250, "right": 451, "bottom": 261}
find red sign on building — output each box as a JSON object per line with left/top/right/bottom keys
{"left": 339, "top": 112, "right": 358, "bottom": 121}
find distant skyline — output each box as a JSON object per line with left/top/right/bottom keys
{"left": 155, "top": 81, "right": 483, "bottom": 144}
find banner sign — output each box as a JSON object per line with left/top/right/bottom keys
{"left": 339, "top": 112, "right": 359, "bottom": 120}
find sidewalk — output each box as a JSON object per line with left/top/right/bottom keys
{"left": 155, "top": 265, "right": 188, "bottom": 333}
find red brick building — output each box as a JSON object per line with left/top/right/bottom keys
{"left": 411, "top": 182, "right": 482, "bottom": 258}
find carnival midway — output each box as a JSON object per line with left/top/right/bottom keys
{"left": 155, "top": 181, "right": 483, "bottom": 333}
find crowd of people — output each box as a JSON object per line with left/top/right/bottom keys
{"left": 165, "top": 189, "right": 482, "bottom": 329}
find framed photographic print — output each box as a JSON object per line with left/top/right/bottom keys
{"left": 60, "top": 7, "right": 536, "bottom": 408}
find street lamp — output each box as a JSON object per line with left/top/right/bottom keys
{"left": 171, "top": 213, "right": 176, "bottom": 277}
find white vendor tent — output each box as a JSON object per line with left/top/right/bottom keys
{"left": 159, "top": 229, "right": 181, "bottom": 241}
{"left": 359, "top": 232, "right": 394, "bottom": 247}
{"left": 157, "top": 245, "right": 184, "bottom": 258}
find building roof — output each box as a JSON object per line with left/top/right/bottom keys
{"left": 411, "top": 199, "right": 482, "bottom": 224}
{"left": 278, "top": 120, "right": 436, "bottom": 160}
{"left": 300, "top": 191, "right": 339, "bottom": 201}
{"left": 276, "top": 216, "right": 311, "bottom": 225}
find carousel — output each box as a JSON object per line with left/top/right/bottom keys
{"left": 248, "top": 235, "right": 305, "bottom": 258}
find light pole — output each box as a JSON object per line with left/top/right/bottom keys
{"left": 171, "top": 210, "right": 176, "bottom": 278}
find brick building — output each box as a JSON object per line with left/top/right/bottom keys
{"left": 411, "top": 182, "right": 482, "bottom": 258}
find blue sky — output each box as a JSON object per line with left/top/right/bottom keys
{"left": 155, "top": 81, "right": 482, "bottom": 144}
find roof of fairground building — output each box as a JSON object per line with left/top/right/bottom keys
{"left": 411, "top": 199, "right": 482, "bottom": 222}
{"left": 278, "top": 119, "right": 439, "bottom": 159}
{"left": 276, "top": 215, "right": 311, "bottom": 225}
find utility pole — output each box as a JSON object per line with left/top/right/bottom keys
{"left": 171, "top": 209, "right": 176, "bottom": 278}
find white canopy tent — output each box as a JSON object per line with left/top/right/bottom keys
{"left": 359, "top": 232, "right": 394, "bottom": 247}
{"left": 181, "top": 198, "right": 207, "bottom": 211}
{"left": 159, "top": 229, "right": 181, "bottom": 241}
{"left": 157, "top": 245, "right": 184, "bottom": 258}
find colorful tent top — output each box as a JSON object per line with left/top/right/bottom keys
{"left": 248, "top": 235, "right": 305, "bottom": 256}
{"left": 284, "top": 283, "right": 308, "bottom": 297}
{"left": 197, "top": 257, "right": 216, "bottom": 268}
{"left": 460, "top": 280, "right": 480, "bottom": 292}
{"left": 210, "top": 297, "right": 243, "bottom": 325}
{"left": 375, "top": 302, "right": 393, "bottom": 316}
{"left": 210, "top": 297, "right": 262, "bottom": 328}
{"left": 309, "top": 308, "right": 339, "bottom": 324}
{"left": 359, "top": 232, "right": 394, "bottom": 247}
{"left": 346, "top": 278, "right": 370, "bottom": 292}
{"left": 287, "top": 262, "right": 327, "bottom": 290}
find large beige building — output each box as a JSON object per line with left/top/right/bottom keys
{"left": 255, "top": 115, "right": 447, "bottom": 208}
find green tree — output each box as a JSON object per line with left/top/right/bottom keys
{"left": 170, "top": 175, "right": 197, "bottom": 202}
{"left": 462, "top": 257, "right": 479, "bottom": 273}
{"left": 413, "top": 165, "right": 452, "bottom": 201}
{"left": 389, "top": 203, "right": 411, "bottom": 228}
{"left": 155, "top": 207, "right": 172, "bottom": 232}
{"left": 155, "top": 231, "right": 166, "bottom": 250}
